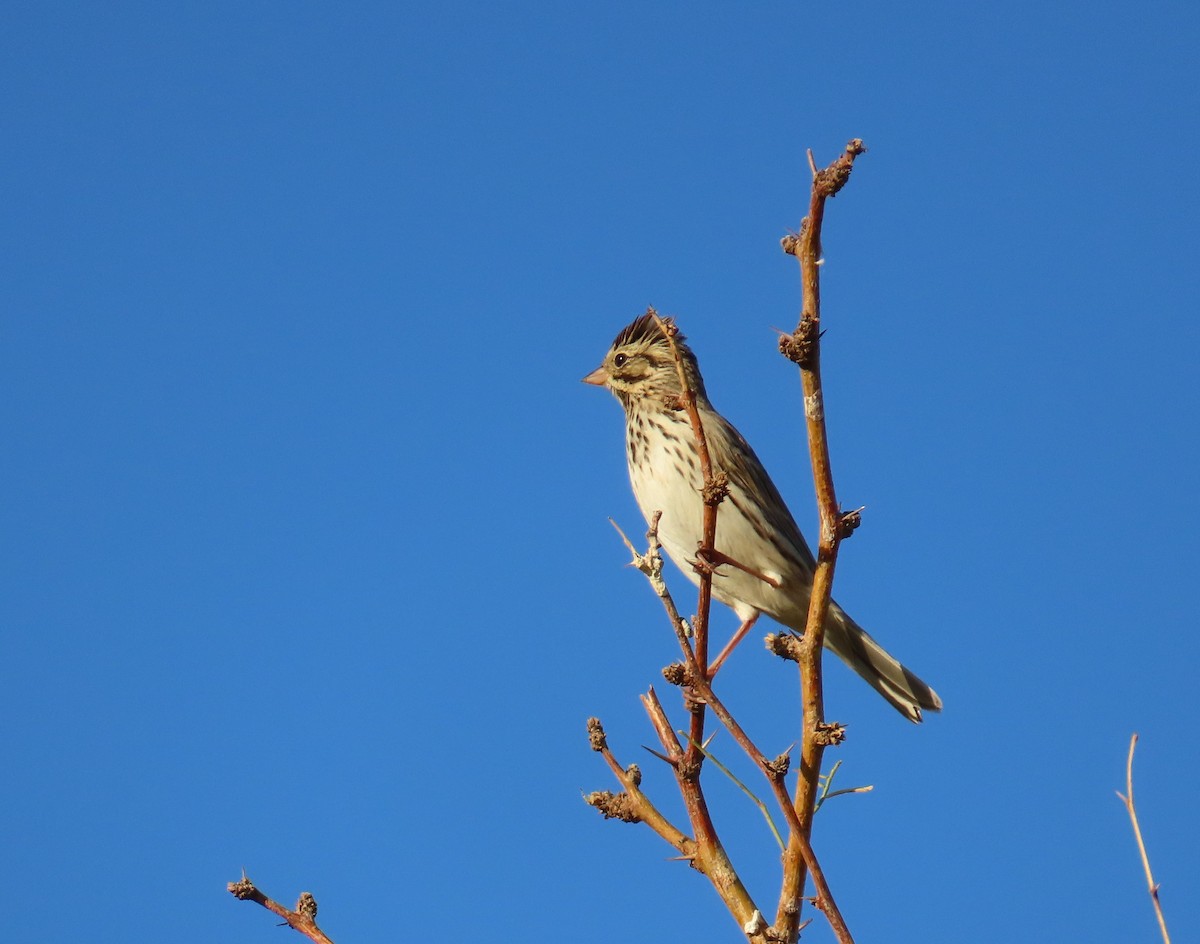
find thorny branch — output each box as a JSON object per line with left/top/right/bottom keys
{"left": 610, "top": 511, "right": 851, "bottom": 942}
{"left": 587, "top": 140, "right": 868, "bottom": 944}
{"left": 604, "top": 501, "right": 766, "bottom": 938}
{"left": 774, "top": 139, "right": 866, "bottom": 943}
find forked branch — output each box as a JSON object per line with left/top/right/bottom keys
{"left": 586, "top": 140, "right": 867, "bottom": 944}
{"left": 605, "top": 514, "right": 767, "bottom": 938}
{"left": 227, "top": 875, "right": 335, "bottom": 944}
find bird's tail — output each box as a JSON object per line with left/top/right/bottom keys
{"left": 822, "top": 604, "right": 942, "bottom": 723}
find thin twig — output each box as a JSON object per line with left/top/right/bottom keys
{"left": 640, "top": 686, "right": 684, "bottom": 764}
{"left": 616, "top": 524, "right": 767, "bottom": 938}
{"left": 1117, "top": 733, "right": 1171, "bottom": 944}
{"left": 813, "top": 759, "right": 872, "bottom": 814}
{"left": 650, "top": 308, "right": 721, "bottom": 747}
{"left": 687, "top": 734, "right": 786, "bottom": 851}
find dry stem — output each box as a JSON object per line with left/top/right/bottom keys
{"left": 1117, "top": 733, "right": 1171, "bottom": 944}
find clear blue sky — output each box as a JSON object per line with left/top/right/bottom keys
{"left": 3, "top": 2, "right": 1197, "bottom": 942}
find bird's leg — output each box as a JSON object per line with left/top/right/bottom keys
{"left": 707, "top": 612, "right": 760, "bottom": 678}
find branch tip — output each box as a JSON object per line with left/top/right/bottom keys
{"left": 228, "top": 877, "right": 258, "bottom": 900}
{"left": 814, "top": 139, "right": 868, "bottom": 198}
{"left": 587, "top": 717, "right": 608, "bottom": 752}
{"left": 1120, "top": 733, "right": 1172, "bottom": 944}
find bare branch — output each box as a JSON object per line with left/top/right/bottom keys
{"left": 227, "top": 875, "right": 335, "bottom": 944}
{"left": 774, "top": 139, "right": 868, "bottom": 944}
{"left": 586, "top": 717, "right": 694, "bottom": 853}
{"left": 1117, "top": 734, "right": 1172, "bottom": 944}
{"left": 589, "top": 141, "right": 870, "bottom": 944}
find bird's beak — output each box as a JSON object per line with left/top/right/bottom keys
{"left": 582, "top": 365, "right": 609, "bottom": 386}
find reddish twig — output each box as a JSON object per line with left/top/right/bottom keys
{"left": 587, "top": 711, "right": 766, "bottom": 939}
{"left": 603, "top": 335, "right": 771, "bottom": 939}
{"left": 775, "top": 138, "right": 867, "bottom": 944}
{"left": 227, "top": 875, "right": 335, "bottom": 944}
{"left": 626, "top": 320, "right": 851, "bottom": 943}
{"left": 588, "top": 143, "right": 866, "bottom": 944}
{"left": 622, "top": 512, "right": 851, "bottom": 941}
{"left": 648, "top": 310, "right": 767, "bottom": 930}
{"left": 585, "top": 716, "right": 695, "bottom": 852}
{"left": 650, "top": 309, "right": 722, "bottom": 696}
{"left": 675, "top": 640, "right": 852, "bottom": 941}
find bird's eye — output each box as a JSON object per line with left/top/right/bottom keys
{"left": 613, "top": 353, "right": 628, "bottom": 368}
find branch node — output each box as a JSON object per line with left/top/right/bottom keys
{"left": 766, "top": 751, "right": 791, "bottom": 780}
{"left": 779, "top": 316, "right": 820, "bottom": 368}
{"left": 296, "top": 893, "right": 317, "bottom": 921}
{"left": 838, "top": 507, "right": 864, "bottom": 539}
{"left": 676, "top": 756, "right": 701, "bottom": 782}
{"left": 681, "top": 684, "right": 706, "bottom": 715}
{"left": 814, "top": 722, "right": 847, "bottom": 747}
{"left": 584, "top": 790, "right": 643, "bottom": 823}
{"left": 701, "top": 471, "right": 730, "bottom": 506}
{"left": 765, "top": 632, "right": 804, "bottom": 663}
{"left": 743, "top": 910, "right": 768, "bottom": 935}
